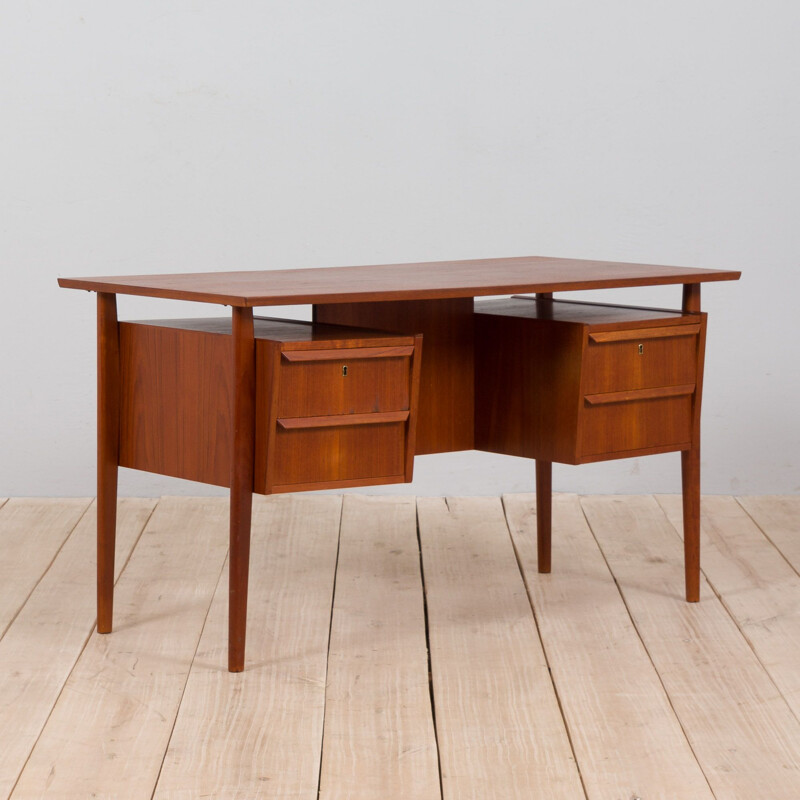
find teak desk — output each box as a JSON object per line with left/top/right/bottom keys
{"left": 59, "top": 256, "right": 741, "bottom": 672}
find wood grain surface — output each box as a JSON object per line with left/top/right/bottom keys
{"left": 504, "top": 493, "right": 713, "bottom": 800}
{"left": 737, "top": 495, "right": 800, "bottom": 568}
{"left": 58, "top": 255, "right": 740, "bottom": 306}
{"left": 228, "top": 307, "right": 256, "bottom": 672}
{"left": 2, "top": 494, "right": 799, "bottom": 800}
{"left": 475, "top": 298, "right": 702, "bottom": 465}
{"left": 417, "top": 496, "right": 584, "bottom": 800}
{"left": 96, "top": 293, "right": 120, "bottom": 634}
{"left": 10, "top": 498, "right": 230, "bottom": 800}
{"left": 317, "top": 299, "right": 474, "bottom": 454}
{"left": 582, "top": 495, "right": 800, "bottom": 799}
{"left": 118, "top": 321, "right": 235, "bottom": 488}
{"left": 319, "top": 495, "right": 440, "bottom": 800}
{"left": 0, "top": 499, "right": 155, "bottom": 800}
{"left": 152, "top": 496, "right": 341, "bottom": 800}
{"left": 659, "top": 494, "right": 800, "bottom": 723}
{"left": 0, "top": 498, "right": 91, "bottom": 641}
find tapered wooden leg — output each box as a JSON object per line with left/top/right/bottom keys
{"left": 228, "top": 307, "right": 256, "bottom": 672}
{"left": 97, "top": 293, "right": 120, "bottom": 633}
{"left": 536, "top": 460, "right": 552, "bottom": 573}
{"left": 681, "top": 282, "right": 704, "bottom": 602}
{"left": 682, "top": 446, "right": 701, "bottom": 602}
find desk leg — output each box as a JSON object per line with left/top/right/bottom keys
{"left": 97, "top": 293, "right": 120, "bottom": 633}
{"left": 536, "top": 460, "right": 552, "bottom": 573}
{"left": 682, "top": 283, "right": 703, "bottom": 603}
{"left": 682, "top": 447, "right": 701, "bottom": 602}
{"left": 229, "top": 307, "right": 256, "bottom": 672}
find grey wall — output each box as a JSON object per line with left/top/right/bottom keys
{"left": 2, "top": 1, "right": 798, "bottom": 496}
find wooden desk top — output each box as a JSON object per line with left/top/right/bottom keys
{"left": 58, "top": 255, "right": 740, "bottom": 307}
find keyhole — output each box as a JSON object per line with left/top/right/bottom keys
{"left": 342, "top": 365, "right": 348, "bottom": 376}
{"left": 638, "top": 344, "right": 644, "bottom": 355}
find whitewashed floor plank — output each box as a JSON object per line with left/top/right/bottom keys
{"left": 658, "top": 493, "right": 800, "bottom": 724}
{"left": 319, "top": 495, "right": 440, "bottom": 800}
{"left": 0, "top": 499, "right": 91, "bottom": 640}
{"left": 10, "top": 497, "right": 229, "bottom": 800}
{"left": 583, "top": 495, "right": 800, "bottom": 800}
{"left": 5, "top": 494, "right": 800, "bottom": 799}
{"left": 418, "top": 496, "right": 584, "bottom": 800}
{"left": 0, "top": 499, "right": 155, "bottom": 800}
{"left": 504, "top": 493, "right": 714, "bottom": 800}
{"left": 152, "top": 495, "right": 342, "bottom": 800}
{"left": 737, "top": 495, "right": 800, "bottom": 571}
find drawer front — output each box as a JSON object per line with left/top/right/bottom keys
{"left": 278, "top": 351, "right": 411, "bottom": 418}
{"left": 580, "top": 394, "right": 693, "bottom": 457}
{"left": 584, "top": 329, "right": 698, "bottom": 394}
{"left": 272, "top": 421, "right": 406, "bottom": 488}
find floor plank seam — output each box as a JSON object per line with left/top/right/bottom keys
{"left": 576, "top": 495, "right": 720, "bottom": 800}
{"left": 733, "top": 496, "right": 800, "bottom": 580}
{"left": 657, "top": 498, "right": 800, "bottom": 730}
{"left": 7, "top": 495, "right": 797, "bottom": 798}
{"left": 704, "top": 585, "right": 800, "bottom": 729}
{"left": 7, "top": 628, "right": 92, "bottom": 800}
{"left": 315, "top": 497, "right": 345, "bottom": 800}
{"left": 4, "top": 499, "right": 157, "bottom": 800}
{"left": 119, "top": 498, "right": 160, "bottom": 580}
{"left": 415, "top": 500, "right": 445, "bottom": 800}
{"left": 0, "top": 499, "right": 93, "bottom": 645}
{"left": 110, "top": 498, "right": 160, "bottom": 630}
{"left": 500, "top": 494, "right": 590, "bottom": 800}
{"left": 149, "top": 506, "right": 229, "bottom": 800}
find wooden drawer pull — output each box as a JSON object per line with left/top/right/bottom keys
{"left": 282, "top": 345, "right": 414, "bottom": 362}
{"left": 584, "top": 384, "right": 696, "bottom": 406}
{"left": 589, "top": 324, "right": 700, "bottom": 344}
{"left": 278, "top": 410, "right": 410, "bottom": 430}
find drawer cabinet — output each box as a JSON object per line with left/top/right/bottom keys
{"left": 474, "top": 297, "right": 705, "bottom": 465}
{"left": 118, "top": 316, "right": 422, "bottom": 493}
{"left": 260, "top": 330, "right": 421, "bottom": 493}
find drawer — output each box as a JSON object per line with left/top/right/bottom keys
{"left": 584, "top": 325, "right": 699, "bottom": 394}
{"left": 271, "top": 417, "right": 407, "bottom": 489}
{"left": 277, "top": 346, "right": 413, "bottom": 418}
{"left": 580, "top": 390, "right": 693, "bottom": 458}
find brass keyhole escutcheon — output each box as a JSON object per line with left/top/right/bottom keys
{"left": 342, "top": 365, "right": 348, "bottom": 376}
{"left": 638, "top": 344, "right": 644, "bottom": 355}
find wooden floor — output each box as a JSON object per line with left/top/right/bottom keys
{"left": 0, "top": 494, "right": 799, "bottom": 799}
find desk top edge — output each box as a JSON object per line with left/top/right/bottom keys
{"left": 58, "top": 255, "right": 741, "bottom": 307}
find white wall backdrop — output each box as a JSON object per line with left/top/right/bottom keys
{"left": 1, "top": 1, "right": 798, "bottom": 496}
